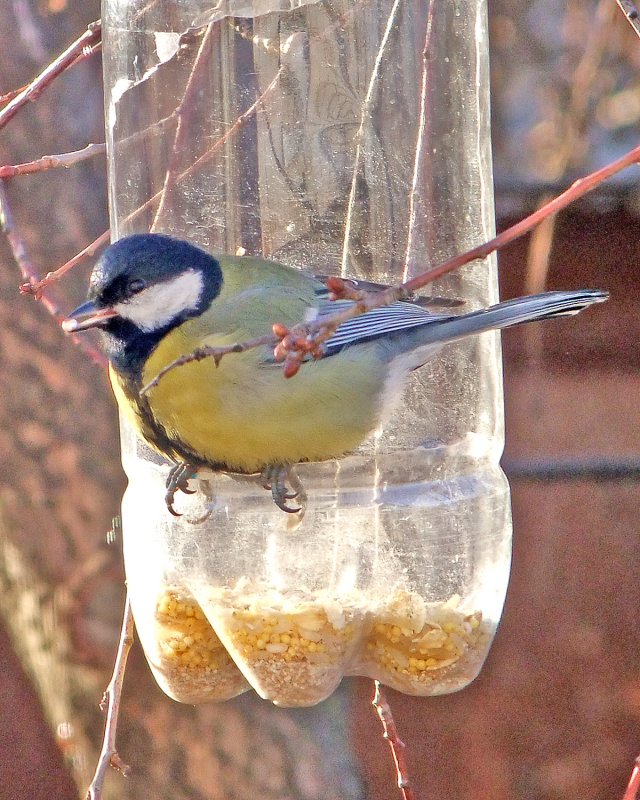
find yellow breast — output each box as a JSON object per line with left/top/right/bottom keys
{"left": 124, "top": 322, "right": 385, "bottom": 473}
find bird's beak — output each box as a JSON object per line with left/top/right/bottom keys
{"left": 61, "top": 300, "right": 119, "bottom": 333}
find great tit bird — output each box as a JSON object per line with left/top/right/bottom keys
{"left": 62, "top": 233, "right": 607, "bottom": 514}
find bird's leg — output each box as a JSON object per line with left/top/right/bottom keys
{"left": 165, "top": 462, "right": 197, "bottom": 516}
{"left": 260, "top": 464, "right": 305, "bottom": 514}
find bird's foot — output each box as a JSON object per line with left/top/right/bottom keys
{"left": 165, "top": 463, "right": 197, "bottom": 516}
{"left": 260, "top": 464, "right": 305, "bottom": 514}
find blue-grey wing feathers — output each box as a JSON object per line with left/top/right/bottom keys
{"left": 322, "top": 289, "right": 608, "bottom": 358}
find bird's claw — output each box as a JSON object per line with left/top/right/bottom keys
{"left": 165, "top": 463, "right": 306, "bottom": 516}
{"left": 260, "top": 464, "right": 305, "bottom": 514}
{"left": 165, "top": 463, "right": 197, "bottom": 516}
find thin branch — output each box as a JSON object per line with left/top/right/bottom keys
{"left": 86, "top": 593, "right": 135, "bottom": 800}
{"left": 401, "top": 139, "right": 640, "bottom": 294}
{"left": 1, "top": 182, "right": 47, "bottom": 290}
{"left": 0, "top": 85, "right": 28, "bottom": 108}
{"left": 617, "top": 0, "right": 640, "bottom": 36}
{"left": 0, "top": 143, "right": 106, "bottom": 179}
{"left": 372, "top": 682, "right": 417, "bottom": 800}
{"left": 25, "top": 56, "right": 286, "bottom": 297}
{"left": 140, "top": 334, "right": 276, "bottom": 395}
{"left": 143, "top": 138, "right": 636, "bottom": 387}
{"left": 21, "top": 228, "right": 111, "bottom": 301}
{"left": 0, "top": 181, "right": 106, "bottom": 366}
{"left": 403, "top": 1, "right": 436, "bottom": 281}
{"left": 151, "top": 23, "right": 217, "bottom": 230}
{"left": 0, "top": 20, "right": 101, "bottom": 132}
{"left": 340, "top": 0, "right": 403, "bottom": 273}
{"left": 0, "top": 41, "right": 101, "bottom": 110}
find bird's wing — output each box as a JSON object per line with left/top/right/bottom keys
{"left": 258, "top": 295, "right": 450, "bottom": 366}
{"left": 320, "top": 301, "right": 450, "bottom": 355}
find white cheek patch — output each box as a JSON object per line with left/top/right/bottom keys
{"left": 115, "top": 269, "right": 204, "bottom": 332}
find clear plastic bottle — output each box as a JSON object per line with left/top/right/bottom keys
{"left": 103, "top": 0, "right": 512, "bottom": 706}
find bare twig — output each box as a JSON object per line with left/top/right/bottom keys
{"left": 21, "top": 229, "right": 111, "bottom": 300}
{"left": 86, "top": 593, "right": 135, "bottom": 800}
{"left": 400, "top": 139, "right": 640, "bottom": 294}
{"left": 617, "top": 0, "right": 640, "bottom": 36}
{"left": 0, "top": 20, "right": 101, "bottom": 132}
{"left": 151, "top": 23, "right": 217, "bottom": 230}
{"left": 372, "top": 682, "right": 417, "bottom": 800}
{"left": 25, "top": 57, "right": 286, "bottom": 297}
{"left": 0, "top": 181, "right": 106, "bottom": 366}
{"left": 0, "top": 85, "right": 28, "bottom": 108}
{"left": 341, "top": 0, "right": 402, "bottom": 273}
{"left": 143, "top": 138, "right": 638, "bottom": 387}
{"left": 0, "top": 40, "right": 101, "bottom": 110}
{"left": 140, "top": 334, "right": 276, "bottom": 394}
{"left": 0, "top": 143, "right": 106, "bottom": 179}
{"left": 1, "top": 182, "right": 48, "bottom": 291}
{"left": 403, "top": 1, "right": 436, "bottom": 281}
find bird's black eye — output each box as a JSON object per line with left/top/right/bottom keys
{"left": 127, "top": 278, "right": 146, "bottom": 295}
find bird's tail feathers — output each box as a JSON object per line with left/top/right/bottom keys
{"left": 423, "top": 289, "right": 608, "bottom": 343}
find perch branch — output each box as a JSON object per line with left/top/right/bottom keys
{"left": 86, "top": 593, "right": 135, "bottom": 800}
{"left": 399, "top": 139, "right": 640, "bottom": 294}
{"left": 0, "top": 20, "right": 101, "bottom": 132}
{"left": 143, "top": 136, "right": 638, "bottom": 387}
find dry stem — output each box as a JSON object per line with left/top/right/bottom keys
{"left": 142, "top": 136, "right": 637, "bottom": 388}
{"left": 85, "top": 593, "right": 135, "bottom": 800}
{"left": 0, "top": 143, "right": 106, "bottom": 179}
{"left": 0, "top": 20, "right": 101, "bottom": 132}
{"left": 0, "top": 181, "right": 106, "bottom": 366}
{"left": 340, "top": 0, "right": 402, "bottom": 274}
{"left": 23, "top": 59, "right": 286, "bottom": 298}
{"left": 372, "top": 682, "right": 417, "bottom": 800}
{"left": 151, "top": 23, "right": 217, "bottom": 230}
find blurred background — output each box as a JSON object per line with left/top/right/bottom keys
{"left": 0, "top": 1, "right": 638, "bottom": 798}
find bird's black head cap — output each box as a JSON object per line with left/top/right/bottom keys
{"left": 91, "top": 233, "right": 224, "bottom": 380}
{"left": 90, "top": 233, "right": 222, "bottom": 307}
